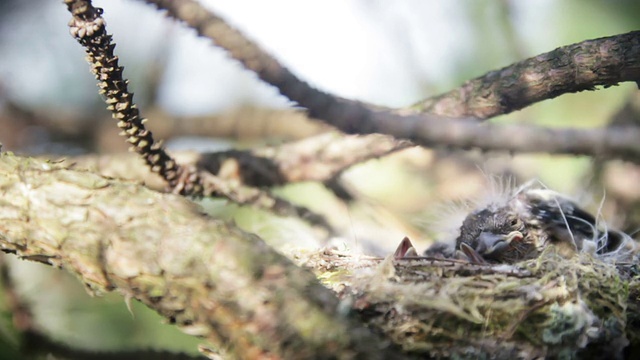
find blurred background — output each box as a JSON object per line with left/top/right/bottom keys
{"left": 0, "top": 0, "right": 639, "bottom": 358}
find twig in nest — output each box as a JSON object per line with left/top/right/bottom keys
{"left": 296, "top": 247, "right": 636, "bottom": 359}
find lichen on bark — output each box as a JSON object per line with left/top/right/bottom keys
{"left": 0, "top": 153, "right": 405, "bottom": 359}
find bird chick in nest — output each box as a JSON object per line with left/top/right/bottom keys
{"left": 422, "top": 181, "right": 639, "bottom": 264}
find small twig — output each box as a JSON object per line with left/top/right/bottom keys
{"left": 197, "top": 170, "right": 335, "bottom": 234}
{"left": 64, "top": 0, "right": 203, "bottom": 195}
{"left": 196, "top": 133, "right": 412, "bottom": 185}
{"left": 63, "top": 0, "right": 337, "bottom": 232}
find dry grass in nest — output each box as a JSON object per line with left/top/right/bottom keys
{"left": 294, "top": 247, "right": 639, "bottom": 359}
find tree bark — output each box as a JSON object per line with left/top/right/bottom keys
{"left": 413, "top": 31, "right": 640, "bottom": 119}
{"left": 2, "top": 153, "right": 638, "bottom": 358}
{"left": 0, "top": 153, "right": 405, "bottom": 360}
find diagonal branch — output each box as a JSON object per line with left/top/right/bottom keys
{"left": 64, "top": 0, "right": 202, "bottom": 195}
{"left": 142, "top": 0, "right": 640, "bottom": 162}
{"left": 64, "top": 0, "right": 336, "bottom": 232}
{"left": 0, "top": 153, "right": 406, "bottom": 360}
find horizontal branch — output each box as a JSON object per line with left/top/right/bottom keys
{"left": 413, "top": 31, "right": 640, "bottom": 119}
{"left": 0, "top": 101, "right": 328, "bottom": 152}
{"left": 69, "top": 132, "right": 410, "bottom": 191}
{"left": 197, "top": 133, "right": 411, "bottom": 185}
{"left": 62, "top": 133, "right": 410, "bottom": 233}
{"left": 376, "top": 115, "right": 640, "bottom": 162}
{"left": 142, "top": 0, "right": 640, "bottom": 162}
{"left": 0, "top": 154, "right": 405, "bottom": 360}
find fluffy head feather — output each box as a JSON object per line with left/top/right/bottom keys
{"left": 426, "top": 179, "right": 639, "bottom": 264}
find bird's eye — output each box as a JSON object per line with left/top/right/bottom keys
{"left": 509, "top": 218, "right": 519, "bottom": 227}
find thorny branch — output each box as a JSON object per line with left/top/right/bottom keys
{"left": 143, "top": 0, "right": 640, "bottom": 162}
{"left": 64, "top": 0, "right": 201, "bottom": 195}
{"left": 64, "top": 0, "right": 334, "bottom": 232}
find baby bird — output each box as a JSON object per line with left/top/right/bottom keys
{"left": 425, "top": 181, "right": 638, "bottom": 264}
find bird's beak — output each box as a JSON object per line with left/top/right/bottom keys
{"left": 394, "top": 236, "right": 418, "bottom": 259}
{"left": 476, "top": 231, "right": 523, "bottom": 257}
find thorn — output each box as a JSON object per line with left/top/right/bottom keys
{"left": 124, "top": 294, "right": 135, "bottom": 319}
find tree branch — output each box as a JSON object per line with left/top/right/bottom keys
{"left": 3, "top": 152, "right": 638, "bottom": 358}
{"left": 0, "top": 153, "right": 405, "bottom": 360}
{"left": 63, "top": 133, "right": 410, "bottom": 219}
{"left": 63, "top": 0, "right": 339, "bottom": 232}
{"left": 64, "top": 0, "right": 199, "bottom": 194}
{"left": 413, "top": 31, "right": 640, "bottom": 119}
{"left": 142, "top": 0, "right": 640, "bottom": 162}
{"left": 0, "top": 101, "right": 328, "bottom": 153}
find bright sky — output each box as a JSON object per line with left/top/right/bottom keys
{"left": 0, "top": 1, "right": 480, "bottom": 114}
{"left": 2, "top": 0, "right": 621, "bottom": 118}
{"left": 158, "top": 0, "right": 476, "bottom": 113}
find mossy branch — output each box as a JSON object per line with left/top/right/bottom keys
{"left": 297, "top": 248, "right": 639, "bottom": 359}
{"left": 2, "top": 152, "right": 639, "bottom": 358}
{"left": 0, "top": 153, "right": 405, "bottom": 359}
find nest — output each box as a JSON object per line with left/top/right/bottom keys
{"left": 294, "top": 247, "right": 640, "bottom": 359}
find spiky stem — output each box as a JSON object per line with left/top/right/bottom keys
{"left": 63, "top": 0, "right": 202, "bottom": 195}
